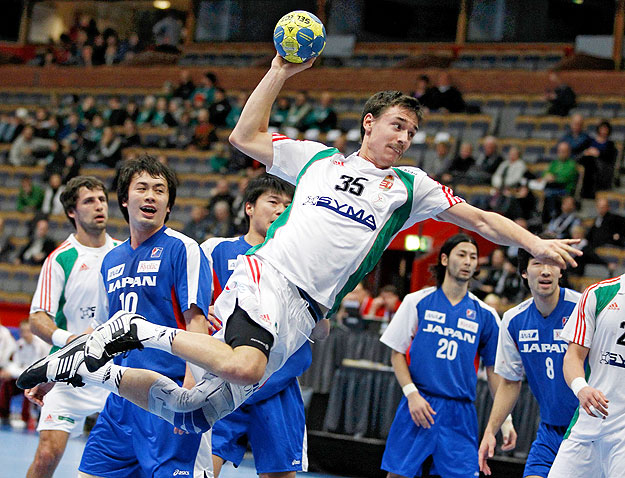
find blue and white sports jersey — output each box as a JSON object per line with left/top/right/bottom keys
{"left": 201, "top": 235, "right": 312, "bottom": 403}
{"left": 97, "top": 226, "right": 211, "bottom": 380}
{"left": 495, "top": 287, "right": 580, "bottom": 426}
{"left": 381, "top": 287, "right": 500, "bottom": 401}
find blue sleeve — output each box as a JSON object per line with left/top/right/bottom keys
{"left": 479, "top": 311, "right": 499, "bottom": 367}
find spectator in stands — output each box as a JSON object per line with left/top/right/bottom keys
{"left": 442, "top": 141, "right": 475, "bottom": 185}
{"left": 17, "top": 176, "right": 44, "bottom": 213}
{"left": 209, "top": 88, "right": 232, "bottom": 128}
{"left": 33, "top": 107, "right": 57, "bottom": 140}
{"left": 308, "top": 92, "right": 338, "bottom": 132}
{"left": 472, "top": 136, "right": 503, "bottom": 184}
{"left": 104, "top": 33, "right": 120, "bottom": 65}
{"left": 540, "top": 141, "right": 579, "bottom": 222}
{"left": 269, "top": 97, "right": 291, "bottom": 129}
{"left": 83, "top": 113, "right": 105, "bottom": 151}
{"left": 121, "top": 118, "right": 141, "bottom": 148}
{"left": 163, "top": 99, "right": 181, "bottom": 127}
{"left": 9, "top": 125, "right": 54, "bottom": 167}
{"left": 1, "top": 108, "right": 27, "bottom": 144}
{"left": 207, "top": 178, "right": 235, "bottom": 212}
{"left": 545, "top": 72, "right": 576, "bottom": 117}
{"left": 560, "top": 113, "right": 591, "bottom": 157}
{"left": 336, "top": 281, "right": 372, "bottom": 330}
{"left": 434, "top": 71, "right": 466, "bottom": 113}
{"left": 362, "top": 285, "right": 401, "bottom": 331}
{"left": 104, "top": 96, "right": 127, "bottom": 127}
{"left": 568, "top": 224, "right": 618, "bottom": 277}
{"left": 417, "top": 132, "right": 453, "bottom": 180}
{"left": 88, "top": 126, "right": 123, "bottom": 168}
{"left": 44, "top": 141, "right": 80, "bottom": 184}
{"left": 182, "top": 204, "right": 211, "bottom": 243}
{"left": 192, "top": 72, "right": 218, "bottom": 106}
{"left": 0, "top": 322, "right": 16, "bottom": 426}
{"left": 125, "top": 100, "right": 139, "bottom": 122}
{"left": 136, "top": 95, "right": 156, "bottom": 125}
{"left": 285, "top": 91, "right": 313, "bottom": 131}
{"left": 209, "top": 142, "right": 229, "bottom": 173}
{"left": 474, "top": 248, "right": 507, "bottom": 300}
{"left": 153, "top": 13, "right": 183, "bottom": 49}
{"left": 41, "top": 173, "right": 65, "bottom": 215}
{"left": 91, "top": 33, "right": 107, "bottom": 66}
{"left": 411, "top": 74, "right": 439, "bottom": 112}
{"left": 226, "top": 92, "right": 248, "bottom": 129}
{"left": 579, "top": 120, "right": 618, "bottom": 198}
{"left": 118, "top": 32, "right": 144, "bottom": 62}
{"left": 231, "top": 177, "right": 250, "bottom": 234}
{"left": 169, "top": 111, "right": 193, "bottom": 149}
{"left": 0, "top": 320, "right": 48, "bottom": 429}
{"left": 586, "top": 197, "right": 625, "bottom": 249}
{"left": 546, "top": 195, "right": 581, "bottom": 239}
{"left": 491, "top": 146, "right": 527, "bottom": 189}
{"left": 173, "top": 70, "right": 196, "bottom": 100}
{"left": 16, "top": 218, "right": 56, "bottom": 266}
{"left": 78, "top": 95, "right": 98, "bottom": 122}
{"left": 58, "top": 112, "right": 84, "bottom": 147}
{"left": 0, "top": 218, "right": 14, "bottom": 262}
{"left": 192, "top": 108, "right": 218, "bottom": 150}
{"left": 150, "top": 97, "right": 169, "bottom": 127}
{"left": 208, "top": 200, "right": 235, "bottom": 238}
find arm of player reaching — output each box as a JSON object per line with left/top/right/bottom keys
{"left": 30, "top": 310, "right": 71, "bottom": 347}
{"left": 390, "top": 350, "right": 436, "bottom": 429}
{"left": 182, "top": 305, "right": 209, "bottom": 391}
{"left": 564, "top": 342, "right": 609, "bottom": 419}
{"left": 437, "top": 202, "right": 581, "bottom": 269}
{"left": 229, "top": 54, "right": 315, "bottom": 168}
{"left": 479, "top": 375, "right": 521, "bottom": 475}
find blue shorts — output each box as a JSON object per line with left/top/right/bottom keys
{"left": 523, "top": 422, "right": 568, "bottom": 478}
{"left": 212, "top": 379, "right": 307, "bottom": 474}
{"left": 381, "top": 392, "right": 479, "bottom": 478}
{"left": 79, "top": 394, "right": 209, "bottom": 478}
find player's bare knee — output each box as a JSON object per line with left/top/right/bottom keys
{"left": 225, "top": 347, "right": 267, "bottom": 385}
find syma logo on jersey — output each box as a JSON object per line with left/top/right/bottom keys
{"left": 600, "top": 350, "right": 625, "bottom": 369}
{"left": 303, "top": 195, "right": 377, "bottom": 230}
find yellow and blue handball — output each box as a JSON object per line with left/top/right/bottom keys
{"left": 273, "top": 10, "right": 326, "bottom": 63}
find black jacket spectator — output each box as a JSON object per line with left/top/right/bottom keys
{"left": 587, "top": 198, "right": 625, "bottom": 249}
{"left": 546, "top": 72, "right": 576, "bottom": 117}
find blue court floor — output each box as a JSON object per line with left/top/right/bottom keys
{"left": 1, "top": 427, "right": 345, "bottom": 478}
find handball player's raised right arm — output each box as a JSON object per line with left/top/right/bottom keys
{"left": 229, "top": 55, "right": 315, "bottom": 168}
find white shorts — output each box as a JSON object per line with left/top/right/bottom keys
{"left": 213, "top": 254, "right": 317, "bottom": 387}
{"left": 38, "top": 382, "right": 109, "bottom": 437}
{"left": 548, "top": 433, "right": 625, "bottom": 478}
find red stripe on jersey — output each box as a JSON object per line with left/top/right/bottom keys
{"left": 244, "top": 256, "right": 257, "bottom": 284}
{"left": 436, "top": 181, "right": 461, "bottom": 207}
{"left": 170, "top": 286, "right": 187, "bottom": 331}
{"left": 575, "top": 277, "right": 621, "bottom": 343}
{"left": 252, "top": 257, "right": 261, "bottom": 284}
{"left": 41, "top": 241, "right": 71, "bottom": 312}
{"left": 271, "top": 133, "right": 291, "bottom": 142}
{"left": 212, "top": 268, "right": 223, "bottom": 302}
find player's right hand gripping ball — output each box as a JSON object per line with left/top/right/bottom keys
{"left": 273, "top": 10, "right": 326, "bottom": 63}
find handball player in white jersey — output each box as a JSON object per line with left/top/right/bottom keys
{"left": 19, "top": 55, "right": 582, "bottom": 434}
{"left": 24, "top": 176, "right": 120, "bottom": 478}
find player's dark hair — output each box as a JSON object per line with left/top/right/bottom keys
{"left": 243, "top": 173, "right": 294, "bottom": 228}
{"left": 116, "top": 154, "right": 178, "bottom": 223}
{"left": 60, "top": 176, "right": 108, "bottom": 229}
{"left": 517, "top": 232, "right": 558, "bottom": 290}
{"left": 360, "top": 90, "right": 424, "bottom": 140}
{"left": 430, "top": 233, "right": 479, "bottom": 288}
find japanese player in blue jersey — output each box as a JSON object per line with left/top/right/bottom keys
{"left": 479, "top": 236, "right": 581, "bottom": 478}
{"left": 19, "top": 56, "right": 583, "bottom": 444}
{"left": 78, "top": 156, "right": 213, "bottom": 478}
{"left": 203, "top": 174, "right": 318, "bottom": 478}
{"left": 380, "top": 234, "right": 514, "bottom": 478}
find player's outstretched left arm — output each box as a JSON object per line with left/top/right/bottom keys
{"left": 229, "top": 54, "right": 315, "bottom": 168}
{"left": 437, "top": 202, "right": 581, "bottom": 269}
{"left": 564, "top": 342, "right": 609, "bottom": 419}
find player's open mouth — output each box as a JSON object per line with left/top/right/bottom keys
{"left": 140, "top": 206, "right": 157, "bottom": 215}
{"left": 538, "top": 279, "right": 552, "bottom": 286}
{"left": 388, "top": 145, "right": 401, "bottom": 155}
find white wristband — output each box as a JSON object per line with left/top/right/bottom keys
{"left": 402, "top": 383, "right": 418, "bottom": 397}
{"left": 571, "top": 377, "right": 589, "bottom": 397}
{"left": 503, "top": 414, "right": 513, "bottom": 424}
{"left": 51, "top": 329, "right": 72, "bottom": 348}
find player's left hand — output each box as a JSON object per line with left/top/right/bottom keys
{"left": 173, "top": 427, "right": 188, "bottom": 435}
{"left": 478, "top": 430, "right": 497, "bottom": 475}
{"left": 206, "top": 305, "right": 222, "bottom": 334}
{"left": 531, "top": 238, "right": 581, "bottom": 269}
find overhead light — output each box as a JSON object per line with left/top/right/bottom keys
{"left": 572, "top": 0, "right": 583, "bottom": 4}
{"left": 154, "top": 0, "right": 171, "bottom": 9}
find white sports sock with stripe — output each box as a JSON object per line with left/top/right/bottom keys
{"left": 78, "top": 362, "right": 127, "bottom": 394}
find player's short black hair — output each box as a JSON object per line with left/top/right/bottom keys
{"left": 60, "top": 176, "right": 108, "bottom": 229}
{"left": 430, "top": 233, "right": 479, "bottom": 288}
{"left": 116, "top": 154, "right": 178, "bottom": 223}
{"left": 242, "top": 173, "right": 294, "bottom": 228}
{"left": 360, "top": 90, "right": 424, "bottom": 140}
{"left": 517, "top": 232, "right": 558, "bottom": 290}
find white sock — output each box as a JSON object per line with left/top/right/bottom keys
{"left": 135, "top": 320, "right": 179, "bottom": 354}
{"left": 78, "top": 362, "right": 127, "bottom": 395}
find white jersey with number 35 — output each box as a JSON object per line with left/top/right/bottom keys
{"left": 254, "top": 135, "right": 463, "bottom": 314}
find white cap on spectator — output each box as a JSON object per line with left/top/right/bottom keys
{"left": 284, "top": 126, "right": 299, "bottom": 139}
{"left": 346, "top": 128, "right": 360, "bottom": 142}
{"left": 434, "top": 131, "right": 451, "bottom": 144}
{"left": 15, "top": 108, "right": 29, "bottom": 119}
{"left": 326, "top": 129, "right": 342, "bottom": 142}
{"left": 304, "top": 129, "right": 320, "bottom": 140}
{"left": 412, "top": 131, "right": 427, "bottom": 144}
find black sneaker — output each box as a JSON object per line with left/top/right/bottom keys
{"left": 84, "top": 311, "right": 146, "bottom": 372}
{"left": 17, "top": 335, "right": 87, "bottom": 390}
